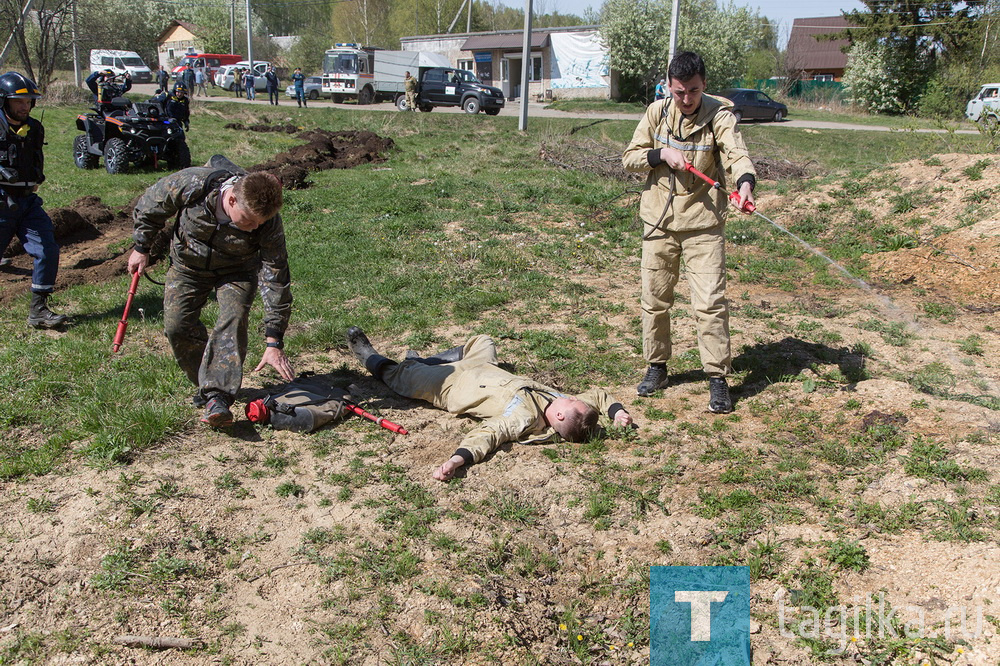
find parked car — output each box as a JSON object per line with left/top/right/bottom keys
{"left": 414, "top": 67, "right": 504, "bottom": 115}
{"left": 285, "top": 76, "right": 324, "bottom": 100}
{"left": 965, "top": 83, "right": 1000, "bottom": 125}
{"left": 719, "top": 88, "right": 787, "bottom": 122}
{"left": 214, "top": 62, "right": 270, "bottom": 91}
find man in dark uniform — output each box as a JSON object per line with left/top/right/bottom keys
{"left": 0, "top": 71, "right": 69, "bottom": 328}
{"left": 127, "top": 156, "right": 294, "bottom": 427}
{"left": 165, "top": 84, "right": 190, "bottom": 130}
{"left": 85, "top": 69, "right": 131, "bottom": 114}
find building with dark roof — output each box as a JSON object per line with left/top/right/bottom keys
{"left": 786, "top": 16, "right": 856, "bottom": 81}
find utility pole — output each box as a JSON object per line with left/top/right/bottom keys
{"left": 518, "top": 0, "right": 532, "bottom": 131}
{"left": 668, "top": 0, "right": 680, "bottom": 65}
{"left": 230, "top": 0, "right": 235, "bottom": 54}
{"left": 245, "top": 0, "right": 253, "bottom": 68}
{"left": 467, "top": 0, "right": 472, "bottom": 32}
{"left": 71, "top": 0, "right": 81, "bottom": 86}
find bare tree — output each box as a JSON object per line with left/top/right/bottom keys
{"left": 0, "top": 0, "right": 74, "bottom": 89}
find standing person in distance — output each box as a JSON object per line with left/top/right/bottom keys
{"left": 244, "top": 69, "right": 256, "bottom": 101}
{"left": 0, "top": 72, "right": 69, "bottom": 328}
{"left": 404, "top": 71, "right": 417, "bottom": 111}
{"left": 265, "top": 65, "right": 280, "bottom": 105}
{"left": 291, "top": 68, "right": 307, "bottom": 108}
{"left": 622, "top": 51, "right": 756, "bottom": 413}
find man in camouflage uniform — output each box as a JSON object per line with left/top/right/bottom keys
{"left": 404, "top": 71, "right": 417, "bottom": 111}
{"left": 622, "top": 51, "right": 757, "bottom": 413}
{"left": 127, "top": 156, "right": 294, "bottom": 427}
{"left": 346, "top": 327, "right": 634, "bottom": 481}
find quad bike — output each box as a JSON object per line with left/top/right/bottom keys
{"left": 73, "top": 83, "right": 191, "bottom": 174}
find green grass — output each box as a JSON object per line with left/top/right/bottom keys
{"left": 544, "top": 98, "right": 646, "bottom": 114}
{"left": 785, "top": 105, "right": 969, "bottom": 130}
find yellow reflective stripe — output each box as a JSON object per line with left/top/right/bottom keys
{"left": 14, "top": 124, "right": 29, "bottom": 137}
{"left": 15, "top": 88, "right": 27, "bottom": 93}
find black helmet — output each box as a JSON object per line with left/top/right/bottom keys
{"left": 0, "top": 71, "right": 41, "bottom": 109}
{"left": 173, "top": 83, "right": 187, "bottom": 96}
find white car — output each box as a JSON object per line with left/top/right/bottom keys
{"left": 966, "top": 83, "right": 1000, "bottom": 124}
{"left": 215, "top": 62, "right": 271, "bottom": 91}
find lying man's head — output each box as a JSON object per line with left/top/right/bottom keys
{"left": 548, "top": 396, "right": 599, "bottom": 443}
{"left": 228, "top": 172, "right": 283, "bottom": 231}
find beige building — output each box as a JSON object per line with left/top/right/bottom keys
{"left": 156, "top": 20, "right": 209, "bottom": 70}
{"left": 401, "top": 26, "right": 617, "bottom": 101}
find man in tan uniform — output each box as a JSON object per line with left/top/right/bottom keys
{"left": 346, "top": 327, "right": 633, "bottom": 481}
{"left": 404, "top": 71, "right": 417, "bottom": 111}
{"left": 622, "top": 51, "right": 756, "bottom": 413}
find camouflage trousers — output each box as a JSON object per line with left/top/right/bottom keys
{"left": 163, "top": 265, "right": 257, "bottom": 404}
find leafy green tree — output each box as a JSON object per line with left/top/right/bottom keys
{"left": 842, "top": 40, "right": 905, "bottom": 114}
{"left": 838, "top": 0, "right": 987, "bottom": 111}
{"left": 599, "top": 0, "right": 670, "bottom": 101}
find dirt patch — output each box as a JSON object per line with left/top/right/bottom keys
{"left": 223, "top": 122, "right": 301, "bottom": 134}
{"left": 1, "top": 130, "right": 395, "bottom": 301}
{"left": 0, "top": 196, "right": 133, "bottom": 303}
{"left": 248, "top": 129, "right": 395, "bottom": 189}
{"left": 866, "top": 218, "right": 1000, "bottom": 307}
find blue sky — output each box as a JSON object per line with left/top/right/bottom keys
{"left": 498, "top": 0, "right": 867, "bottom": 45}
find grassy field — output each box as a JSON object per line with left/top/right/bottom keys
{"left": 1, "top": 101, "right": 998, "bottom": 664}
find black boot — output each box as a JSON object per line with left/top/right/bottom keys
{"left": 405, "top": 345, "right": 464, "bottom": 365}
{"left": 346, "top": 326, "right": 394, "bottom": 379}
{"left": 28, "top": 292, "right": 68, "bottom": 329}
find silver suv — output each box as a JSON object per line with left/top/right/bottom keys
{"left": 215, "top": 62, "right": 270, "bottom": 91}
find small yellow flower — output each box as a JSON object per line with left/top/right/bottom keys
{"left": 577, "top": 634, "right": 583, "bottom": 641}
{"left": 559, "top": 623, "right": 567, "bottom": 631}
{"left": 627, "top": 642, "right": 634, "bottom": 647}
{"left": 957, "top": 647, "right": 965, "bottom": 654}
{"left": 609, "top": 645, "right": 616, "bottom": 650}
{"left": 851, "top": 636, "right": 858, "bottom": 643}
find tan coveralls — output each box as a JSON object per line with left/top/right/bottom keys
{"left": 404, "top": 75, "right": 417, "bottom": 111}
{"left": 622, "top": 94, "right": 756, "bottom": 377}
{"left": 381, "top": 335, "right": 624, "bottom": 465}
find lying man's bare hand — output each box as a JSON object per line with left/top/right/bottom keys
{"left": 614, "top": 410, "right": 634, "bottom": 427}
{"left": 255, "top": 346, "right": 295, "bottom": 382}
{"left": 433, "top": 454, "right": 465, "bottom": 482}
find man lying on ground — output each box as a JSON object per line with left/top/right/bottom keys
{"left": 346, "top": 327, "right": 634, "bottom": 481}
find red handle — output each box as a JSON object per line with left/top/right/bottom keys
{"left": 728, "top": 190, "right": 756, "bottom": 214}
{"left": 111, "top": 271, "right": 142, "bottom": 353}
{"left": 685, "top": 163, "right": 721, "bottom": 189}
{"left": 343, "top": 403, "right": 408, "bottom": 435}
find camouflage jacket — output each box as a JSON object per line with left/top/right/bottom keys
{"left": 132, "top": 166, "right": 292, "bottom": 338}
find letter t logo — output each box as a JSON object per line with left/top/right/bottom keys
{"left": 674, "top": 591, "right": 729, "bottom": 641}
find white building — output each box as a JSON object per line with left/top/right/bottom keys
{"left": 400, "top": 26, "right": 617, "bottom": 101}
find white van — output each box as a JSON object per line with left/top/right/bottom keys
{"left": 966, "top": 83, "right": 1000, "bottom": 124}
{"left": 90, "top": 49, "right": 152, "bottom": 83}
{"left": 215, "top": 61, "right": 271, "bottom": 91}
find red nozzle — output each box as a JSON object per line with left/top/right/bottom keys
{"left": 729, "top": 191, "right": 756, "bottom": 214}
{"left": 245, "top": 399, "right": 271, "bottom": 424}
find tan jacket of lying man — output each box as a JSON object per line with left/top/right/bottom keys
{"left": 347, "top": 329, "right": 634, "bottom": 481}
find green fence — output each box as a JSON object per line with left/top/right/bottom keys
{"left": 728, "top": 79, "right": 846, "bottom": 103}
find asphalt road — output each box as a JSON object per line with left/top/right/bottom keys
{"left": 130, "top": 82, "right": 979, "bottom": 134}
